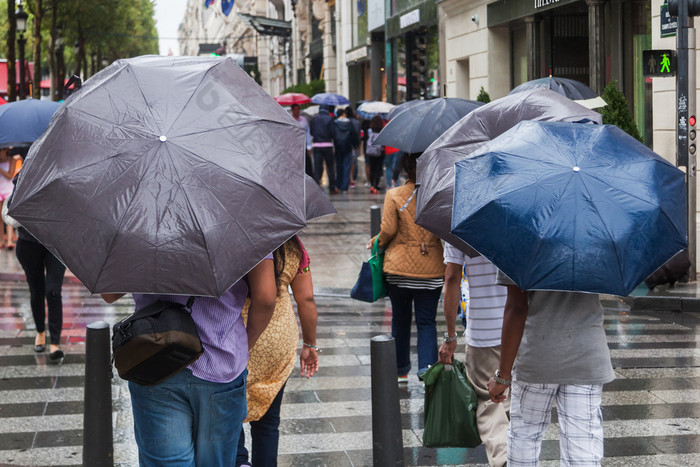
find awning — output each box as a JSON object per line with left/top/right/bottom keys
{"left": 238, "top": 13, "right": 291, "bottom": 37}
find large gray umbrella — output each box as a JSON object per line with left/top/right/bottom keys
{"left": 305, "top": 174, "right": 336, "bottom": 220}
{"left": 9, "top": 55, "right": 307, "bottom": 297}
{"left": 415, "top": 88, "right": 602, "bottom": 256}
{"left": 375, "top": 98, "right": 484, "bottom": 154}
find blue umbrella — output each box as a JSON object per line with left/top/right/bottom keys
{"left": 509, "top": 77, "right": 597, "bottom": 100}
{"left": 451, "top": 121, "right": 687, "bottom": 296}
{"left": 311, "top": 92, "right": 350, "bottom": 106}
{"left": 0, "top": 99, "right": 62, "bottom": 148}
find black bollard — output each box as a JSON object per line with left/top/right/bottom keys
{"left": 370, "top": 334, "right": 404, "bottom": 466}
{"left": 83, "top": 321, "right": 114, "bottom": 466}
{"left": 370, "top": 205, "right": 382, "bottom": 237}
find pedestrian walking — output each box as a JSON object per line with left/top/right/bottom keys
{"left": 101, "top": 259, "right": 277, "bottom": 466}
{"left": 291, "top": 103, "right": 314, "bottom": 178}
{"left": 236, "top": 236, "right": 319, "bottom": 467}
{"left": 384, "top": 145, "right": 399, "bottom": 189}
{"left": 16, "top": 224, "right": 66, "bottom": 361}
{"left": 346, "top": 106, "right": 362, "bottom": 188}
{"left": 369, "top": 153, "right": 445, "bottom": 381}
{"left": 332, "top": 108, "right": 360, "bottom": 192}
{"left": 310, "top": 105, "right": 338, "bottom": 194}
{"left": 0, "top": 147, "right": 18, "bottom": 249}
{"left": 488, "top": 274, "right": 615, "bottom": 466}
{"left": 365, "top": 116, "right": 385, "bottom": 194}
{"left": 439, "top": 243, "right": 509, "bottom": 467}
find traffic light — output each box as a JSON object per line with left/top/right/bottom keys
{"left": 668, "top": 0, "right": 700, "bottom": 17}
{"left": 690, "top": 115, "right": 697, "bottom": 155}
{"left": 410, "top": 36, "right": 427, "bottom": 99}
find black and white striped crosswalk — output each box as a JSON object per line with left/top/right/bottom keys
{"left": 0, "top": 282, "right": 699, "bottom": 466}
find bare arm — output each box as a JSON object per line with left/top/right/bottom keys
{"left": 101, "top": 293, "right": 125, "bottom": 303}
{"left": 0, "top": 158, "right": 17, "bottom": 179}
{"left": 438, "top": 262, "right": 462, "bottom": 364}
{"left": 245, "top": 258, "right": 276, "bottom": 349}
{"left": 488, "top": 284, "right": 528, "bottom": 403}
{"left": 290, "top": 270, "right": 319, "bottom": 378}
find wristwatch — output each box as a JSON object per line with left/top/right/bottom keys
{"left": 443, "top": 332, "right": 458, "bottom": 343}
{"left": 493, "top": 369, "right": 512, "bottom": 386}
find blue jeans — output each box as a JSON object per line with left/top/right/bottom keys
{"left": 387, "top": 282, "right": 442, "bottom": 376}
{"left": 129, "top": 369, "right": 248, "bottom": 467}
{"left": 236, "top": 382, "right": 286, "bottom": 467}
{"left": 384, "top": 153, "right": 396, "bottom": 187}
{"left": 335, "top": 149, "right": 353, "bottom": 191}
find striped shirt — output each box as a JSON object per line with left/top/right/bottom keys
{"left": 132, "top": 255, "right": 273, "bottom": 384}
{"left": 444, "top": 243, "right": 506, "bottom": 348}
{"left": 385, "top": 273, "right": 444, "bottom": 290}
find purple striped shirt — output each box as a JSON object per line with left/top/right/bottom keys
{"left": 132, "top": 257, "right": 272, "bottom": 383}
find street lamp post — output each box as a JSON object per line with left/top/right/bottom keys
{"left": 15, "top": 3, "right": 29, "bottom": 100}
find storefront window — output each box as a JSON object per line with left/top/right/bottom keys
{"left": 391, "top": 0, "right": 423, "bottom": 16}
{"left": 425, "top": 26, "right": 440, "bottom": 98}
{"left": 354, "top": 1, "right": 369, "bottom": 47}
{"left": 623, "top": 1, "right": 652, "bottom": 145}
{"left": 396, "top": 36, "right": 407, "bottom": 103}
{"left": 512, "top": 26, "right": 528, "bottom": 88}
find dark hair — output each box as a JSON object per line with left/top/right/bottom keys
{"left": 336, "top": 108, "right": 346, "bottom": 118}
{"left": 272, "top": 236, "right": 301, "bottom": 289}
{"left": 370, "top": 115, "right": 383, "bottom": 132}
{"left": 345, "top": 106, "right": 354, "bottom": 118}
{"left": 291, "top": 103, "right": 300, "bottom": 110}
{"left": 401, "top": 153, "right": 421, "bottom": 182}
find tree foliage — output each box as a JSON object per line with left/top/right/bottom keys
{"left": 1, "top": 0, "right": 158, "bottom": 100}
{"left": 282, "top": 79, "right": 326, "bottom": 98}
{"left": 476, "top": 86, "right": 490, "bottom": 103}
{"left": 599, "top": 80, "right": 642, "bottom": 142}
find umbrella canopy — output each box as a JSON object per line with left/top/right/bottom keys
{"left": 387, "top": 99, "right": 423, "bottom": 120}
{"left": 0, "top": 96, "right": 6, "bottom": 105}
{"left": 311, "top": 92, "right": 350, "bottom": 106}
{"left": 375, "top": 98, "right": 483, "bottom": 154}
{"left": 0, "top": 99, "right": 62, "bottom": 148}
{"left": 9, "top": 55, "right": 307, "bottom": 297}
{"left": 275, "top": 92, "right": 311, "bottom": 105}
{"left": 305, "top": 174, "right": 336, "bottom": 220}
{"left": 509, "top": 77, "right": 597, "bottom": 100}
{"left": 416, "top": 88, "right": 603, "bottom": 257}
{"left": 451, "top": 121, "right": 687, "bottom": 296}
{"left": 302, "top": 105, "right": 320, "bottom": 119}
{"left": 357, "top": 101, "right": 395, "bottom": 119}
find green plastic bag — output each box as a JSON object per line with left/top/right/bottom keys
{"left": 421, "top": 359, "right": 482, "bottom": 448}
{"left": 350, "top": 237, "right": 387, "bottom": 302}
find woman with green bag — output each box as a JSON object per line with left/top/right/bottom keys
{"left": 368, "top": 153, "right": 445, "bottom": 382}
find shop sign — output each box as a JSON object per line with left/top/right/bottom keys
{"left": 346, "top": 46, "right": 369, "bottom": 63}
{"left": 534, "top": 0, "right": 561, "bottom": 9}
{"left": 400, "top": 9, "right": 420, "bottom": 29}
{"left": 660, "top": 3, "right": 678, "bottom": 37}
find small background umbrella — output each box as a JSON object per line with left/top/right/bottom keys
{"left": 275, "top": 92, "right": 311, "bottom": 105}
{"left": 0, "top": 96, "right": 6, "bottom": 105}
{"left": 374, "top": 98, "right": 483, "bottom": 154}
{"left": 302, "top": 105, "right": 320, "bottom": 119}
{"left": 9, "top": 55, "right": 307, "bottom": 297}
{"left": 0, "top": 99, "right": 61, "bottom": 147}
{"left": 416, "top": 88, "right": 602, "bottom": 257}
{"left": 509, "top": 76, "right": 606, "bottom": 109}
{"left": 311, "top": 92, "right": 350, "bottom": 106}
{"left": 451, "top": 120, "right": 687, "bottom": 297}
{"left": 357, "top": 101, "right": 395, "bottom": 119}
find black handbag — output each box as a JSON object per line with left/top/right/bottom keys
{"left": 112, "top": 297, "right": 203, "bottom": 386}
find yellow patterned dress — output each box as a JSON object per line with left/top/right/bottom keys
{"left": 242, "top": 239, "right": 303, "bottom": 422}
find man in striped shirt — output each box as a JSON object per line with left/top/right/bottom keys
{"left": 439, "top": 243, "right": 509, "bottom": 467}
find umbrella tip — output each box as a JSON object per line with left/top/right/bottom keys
{"left": 159, "top": 135, "right": 167, "bottom": 142}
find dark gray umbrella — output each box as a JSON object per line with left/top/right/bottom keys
{"left": 509, "top": 77, "right": 597, "bottom": 100}
{"left": 415, "top": 88, "right": 602, "bottom": 256}
{"left": 305, "top": 174, "right": 336, "bottom": 220}
{"left": 9, "top": 55, "right": 307, "bottom": 297}
{"left": 374, "top": 98, "right": 483, "bottom": 154}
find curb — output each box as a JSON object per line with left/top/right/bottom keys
{"left": 625, "top": 295, "right": 700, "bottom": 313}
{"left": 0, "top": 271, "right": 84, "bottom": 286}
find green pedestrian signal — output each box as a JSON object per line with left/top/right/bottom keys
{"left": 643, "top": 49, "right": 676, "bottom": 77}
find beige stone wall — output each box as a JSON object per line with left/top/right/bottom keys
{"left": 440, "top": 0, "right": 510, "bottom": 101}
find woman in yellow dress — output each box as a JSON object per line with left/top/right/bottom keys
{"left": 236, "top": 236, "right": 319, "bottom": 467}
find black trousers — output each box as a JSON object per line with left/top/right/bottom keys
{"left": 313, "top": 147, "right": 336, "bottom": 191}
{"left": 367, "top": 154, "right": 385, "bottom": 189}
{"left": 16, "top": 238, "right": 66, "bottom": 345}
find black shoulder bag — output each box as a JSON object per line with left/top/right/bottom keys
{"left": 112, "top": 297, "right": 203, "bottom": 386}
